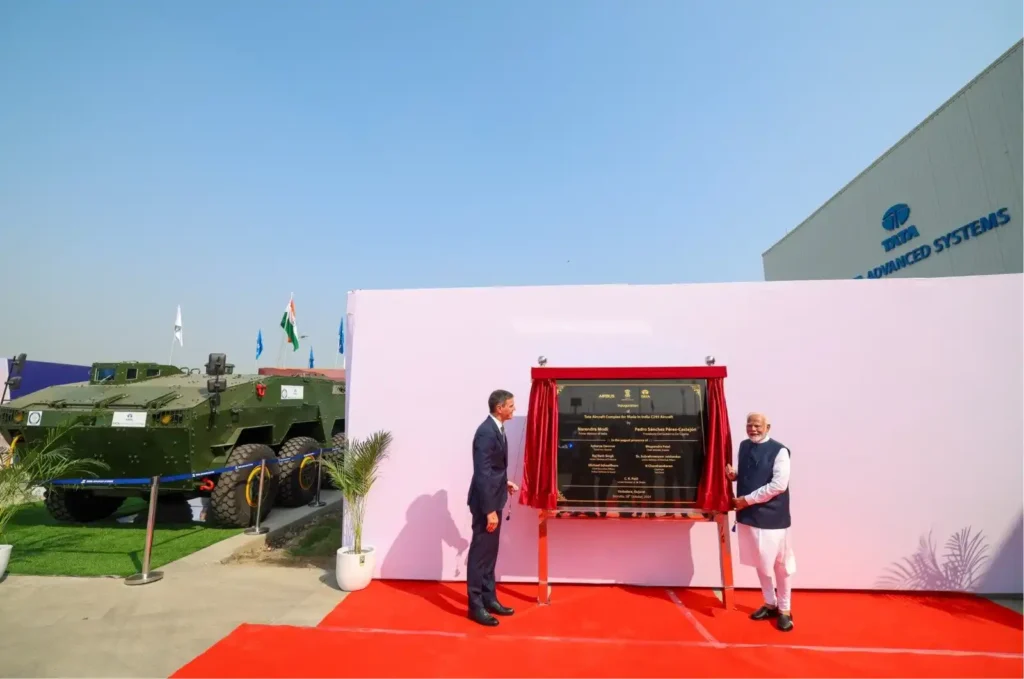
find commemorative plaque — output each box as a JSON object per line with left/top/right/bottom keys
{"left": 555, "top": 379, "right": 706, "bottom": 513}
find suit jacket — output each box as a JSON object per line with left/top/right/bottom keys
{"left": 467, "top": 416, "right": 508, "bottom": 517}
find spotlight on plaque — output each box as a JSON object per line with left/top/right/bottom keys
{"left": 538, "top": 355, "right": 548, "bottom": 366}
{"left": 705, "top": 355, "right": 716, "bottom": 366}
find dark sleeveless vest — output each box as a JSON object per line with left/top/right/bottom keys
{"left": 735, "top": 438, "right": 791, "bottom": 529}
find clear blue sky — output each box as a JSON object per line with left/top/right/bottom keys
{"left": 1, "top": 0, "right": 1020, "bottom": 368}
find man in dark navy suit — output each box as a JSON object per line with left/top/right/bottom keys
{"left": 466, "top": 389, "right": 519, "bottom": 626}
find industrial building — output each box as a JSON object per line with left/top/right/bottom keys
{"left": 762, "top": 40, "right": 1023, "bottom": 281}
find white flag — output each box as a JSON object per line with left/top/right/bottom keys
{"left": 174, "top": 305, "right": 183, "bottom": 347}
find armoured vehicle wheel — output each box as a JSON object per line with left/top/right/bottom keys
{"left": 321, "top": 432, "right": 346, "bottom": 489}
{"left": 275, "top": 436, "right": 321, "bottom": 507}
{"left": 44, "top": 487, "right": 126, "bottom": 523}
{"left": 208, "top": 443, "right": 279, "bottom": 528}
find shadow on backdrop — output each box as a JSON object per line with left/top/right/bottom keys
{"left": 875, "top": 524, "right": 1023, "bottom": 629}
{"left": 979, "top": 511, "right": 1024, "bottom": 596}
{"left": 380, "top": 489, "right": 470, "bottom": 616}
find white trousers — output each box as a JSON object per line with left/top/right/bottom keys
{"left": 737, "top": 523, "right": 796, "bottom": 611}
{"left": 757, "top": 563, "right": 793, "bottom": 611}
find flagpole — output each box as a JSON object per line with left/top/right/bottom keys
{"left": 334, "top": 316, "right": 344, "bottom": 369}
{"left": 255, "top": 329, "right": 264, "bottom": 375}
{"left": 170, "top": 304, "right": 182, "bottom": 365}
{"left": 277, "top": 292, "right": 296, "bottom": 368}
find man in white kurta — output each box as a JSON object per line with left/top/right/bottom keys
{"left": 726, "top": 412, "right": 796, "bottom": 632}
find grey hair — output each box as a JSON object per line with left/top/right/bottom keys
{"left": 488, "top": 389, "right": 514, "bottom": 414}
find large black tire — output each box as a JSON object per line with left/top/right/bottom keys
{"left": 275, "top": 436, "right": 321, "bottom": 507}
{"left": 44, "top": 487, "right": 125, "bottom": 523}
{"left": 208, "top": 443, "right": 279, "bottom": 528}
{"left": 321, "top": 432, "right": 346, "bottom": 490}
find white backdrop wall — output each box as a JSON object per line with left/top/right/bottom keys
{"left": 344, "top": 274, "right": 1024, "bottom": 594}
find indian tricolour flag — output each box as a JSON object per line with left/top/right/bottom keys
{"left": 280, "top": 294, "right": 299, "bottom": 350}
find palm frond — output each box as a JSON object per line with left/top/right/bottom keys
{"left": 323, "top": 432, "right": 389, "bottom": 497}
{"left": 876, "top": 532, "right": 944, "bottom": 590}
{"left": 0, "top": 422, "right": 108, "bottom": 538}
{"left": 942, "top": 527, "right": 990, "bottom": 591}
{"left": 321, "top": 430, "right": 392, "bottom": 554}
{"left": 876, "top": 527, "right": 992, "bottom": 592}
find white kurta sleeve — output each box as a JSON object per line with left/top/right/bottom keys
{"left": 743, "top": 448, "right": 790, "bottom": 505}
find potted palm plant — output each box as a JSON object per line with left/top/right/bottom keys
{"left": 322, "top": 429, "right": 392, "bottom": 592}
{"left": 0, "top": 423, "right": 107, "bottom": 579}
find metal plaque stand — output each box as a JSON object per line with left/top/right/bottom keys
{"left": 125, "top": 476, "right": 164, "bottom": 586}
{"left": 244, "top": 459, "right": 270, "bottom": 536}
{"left": 536, "top": 509, "right": 734, "bottom": 609}
{"left": 307, "top": 451, "right": 326, "bottom": 508}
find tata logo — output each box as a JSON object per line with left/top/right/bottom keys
{"left": 856, "top": 203, "right": 1012, "bottom": 279}
{"left": 882, "top": 203, "right": 911, "bottom": 232}
{"left": 880, "top": 203, "right": 919, "bottom": 253}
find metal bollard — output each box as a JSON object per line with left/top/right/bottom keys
{"left": 125, "top": 475, "right": 164, "bottom": 586}
{"left": 307, "top": 450, "right": 326, "bottom": 508}
{"left": 244, "top": 459, "right": 269, "bottom": 536}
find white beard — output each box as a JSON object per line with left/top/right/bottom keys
{"left": 748, "top": 434, "right": 766, "bottom": 444}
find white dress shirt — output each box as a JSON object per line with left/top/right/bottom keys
{"left": 489, "top": 414, "right": 504, "bottom": 440}
{"left": 742, "top": 436, "right": 791, "bottom": 505}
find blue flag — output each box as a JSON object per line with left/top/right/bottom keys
{"left": 338, "top": 317, "right": 345, "bottom": 354}
{"left": 308, "top": 346, "right": 315, "bottom": 369}
{"left": 256, "top": 329, "right": 264, "bottom": 360}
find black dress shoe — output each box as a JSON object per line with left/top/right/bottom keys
{"left": 486, "top": 600, "right": 514, "bottom": 616}
{"left": 776, "top": 612, "right": 794, "bottom": 631}
{"left": 750, "top": 605, "right": 779, "bottom": 620}
{"left": 468, "top": 607, "right": 499, "bottom": 626}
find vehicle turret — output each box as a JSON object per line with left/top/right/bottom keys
{"left": 88, "top": 361, "right": 186, "bottom": 385}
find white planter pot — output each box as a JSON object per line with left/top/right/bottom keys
{"left": 335, "top": 545, "right": 375, "bottom": 592}
{"left": 0, "top": 544, "right": 11, "bottom": 581}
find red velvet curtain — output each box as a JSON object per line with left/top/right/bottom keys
{"left": 695, "top": 376, "right": 734, "bottom": 512}
{"left": 519, "top": 378, "right": 559, "bottom": 510}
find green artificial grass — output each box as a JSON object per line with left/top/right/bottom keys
{"left": 2, "top": 498, "right": 242, "bottom": 577}
{"left": 286, "top": 517, "right": 341, "bottom": 558}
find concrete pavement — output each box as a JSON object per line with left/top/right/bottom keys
{"left": 0, "top": 489, "right": 345, "bottom": 677}
{"left": 0, "top": 560, "right": 345, "bottom": 678}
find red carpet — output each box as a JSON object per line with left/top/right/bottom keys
{"left": 173, "top": 581, "right": 1024, "bottom": 678}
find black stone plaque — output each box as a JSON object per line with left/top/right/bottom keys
{"left": 555, "top": 379, "right": 706, "bottom": 513}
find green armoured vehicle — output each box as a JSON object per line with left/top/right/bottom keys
{"left": 0, "top": 353, "right": 345, "bottom": 528}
